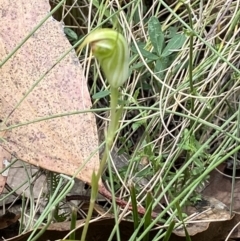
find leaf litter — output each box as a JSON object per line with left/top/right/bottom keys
{"left": 0, "top": 0, "right": 100, "bottom": 185}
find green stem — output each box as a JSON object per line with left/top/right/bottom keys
{"left": 80, "top": 174, "right": 98, "bottom": 241}
{"left": 97, "top": 87, "right": 119, "bottom": 177}
{"left": 29, "top": 207, "right": 55, "bottom": 241}
{"left": 107, "top": 87, "right": 119, "bottom": 145}
{"left": 184, "top": 2, "right": 195, "bottom": 130}
{"left": 81, "top": 86, "right": 121, "bottom": 241}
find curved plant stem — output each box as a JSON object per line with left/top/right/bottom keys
{"left": 28, "top": 207, "right": 55, "bottom": 241}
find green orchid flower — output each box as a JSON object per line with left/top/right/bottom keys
{"left": 78, "top": 28, "right": 129, "bottom": 88}
{"left": 78, "top": 29, "right": 129, "bottom": 241}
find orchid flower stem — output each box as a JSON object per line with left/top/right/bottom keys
{"left": 99, "top": 86, "right": 122, "bottom": 174}
{"left": 108, "top": 87, "right": 120, "bottom": 145}
{"left": 81, "top": 87, "right": 122, "bottom": 241}
{"left": 80, "top": 177, "right": 97, "bottom": 241}
{"left": 79, "top": 28, "right": 129, "bottom": 241}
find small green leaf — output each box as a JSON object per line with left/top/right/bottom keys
{"left": 168, "top": 26, "right": 178, "bottom": 38}
{"left": 131, "top": 44, "right": 159, "bottom": 60}
{"left": 133, "top": 88, "right": 140, "bottom": 100}
{"left": 129, "top": 183, "right": 139, "bottom": 230}
{"left": 132, "top": 121, "right": 143, "bottom": 132}
{"left": 136, "top": 168, "right": 151, "bottom": 177}
{"left": 154, "top": 58, "right": 169, "bottom": 79}
{"left": 131, "top": 59, "right": 153, "bottom": 70}
{"left": 162, "top": 34, "right": 186, "bottom": 57}
{"left": 64, "top": 27, "right": 78, "bottom": 41}
{"left": 148, "top": 17, "right": 164, "bottom": 56}
{"left": 136, "top": 79, "right": 152, "bottom": 90}
{"left": 92, "top": 90, "right": 110, "bottom": 99}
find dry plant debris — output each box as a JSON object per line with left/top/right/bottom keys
{"left": 0, "top": 0, "right": 100, "bottom": 185}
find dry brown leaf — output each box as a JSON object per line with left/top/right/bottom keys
{"left": 0, "top": 1, "right": 100, "bottom": 185}
{"left": 203, "top": 164, "right": 240, "bottom": 212}
{"left": 0, "top": 212, "right": 20, "bottom": 239}
{"left": 171, "top": 216, "right": 238, "bottom": 241}
{"left": 174, "top": 196, "right": 232, "bottom": 237}
{"left": 7, "top": 160, "right": 47, "bottom": 199}
{"left": 0, "top": 212, "right": 20, "bottom": 230}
